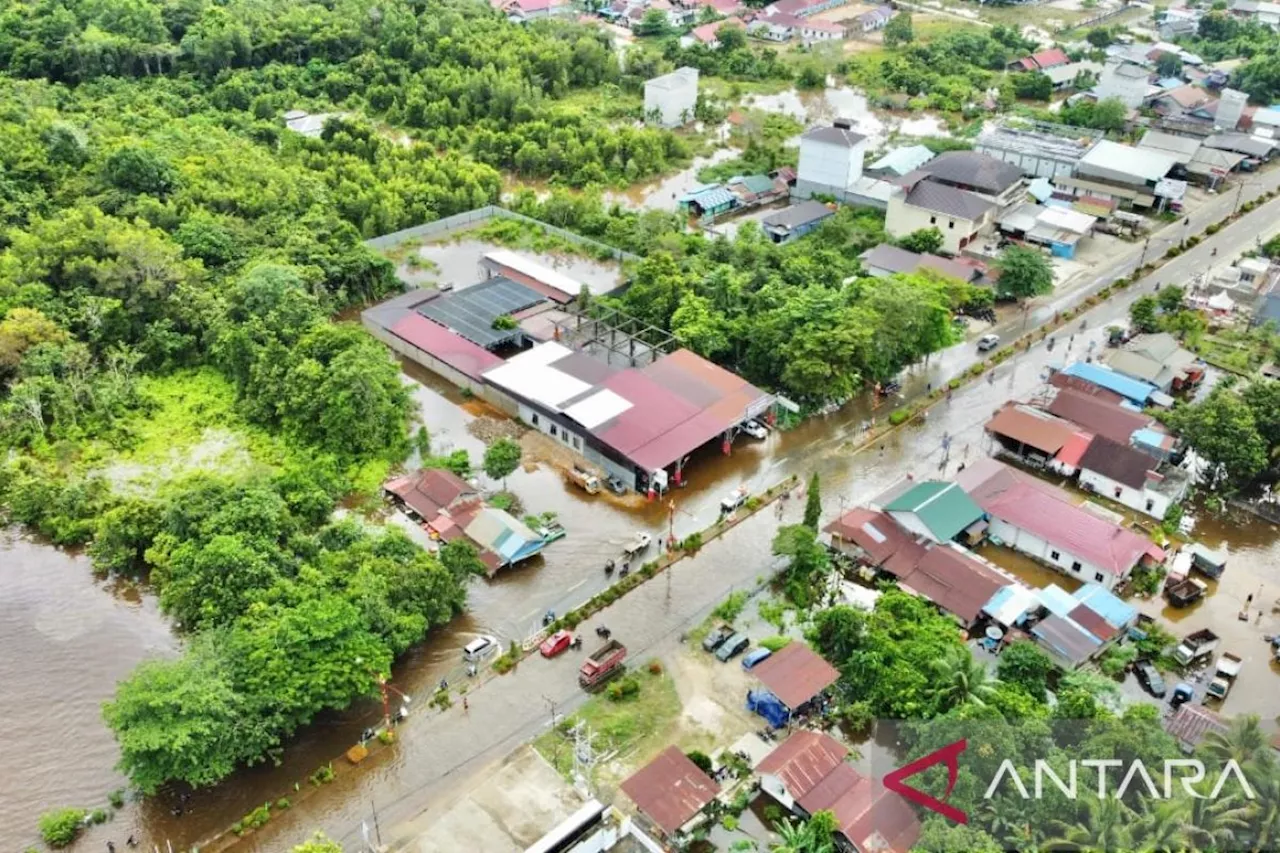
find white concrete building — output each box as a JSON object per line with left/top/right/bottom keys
{"left": 644, "top": 67, "right": 699, "bottom": 128}
{"left": 1097, "top": 62, "right": 1150, "bottom": 108}
{"left": 885, "top": 181, "right": 994, "bottom": 254}
{"left": 1077, "top": 436, "right": 1190, "bottom": 520}
{"left": 794, "top": 121, "right": 867, "bottom": 199}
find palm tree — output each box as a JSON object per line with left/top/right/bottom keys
{"left": 1184, "top": 792, "right": 1250, "bottom": 850}
{"left": 1199, "top": 715, "right": 1268, "bottom": 765}
{"left": 1243, "top": 763, "right": 1280, "bottom": 852}
{"left": 930, "top": 646, "right": 997, "bottom": 708}
{"left": 1133, "top": 797, "right": 1192, "bottom": 853}
{"left": 771, "top": 817, "right": 814, "bottom": 853}
{"left": 1042, "top": 795, "right": 1137, "bottom": 851}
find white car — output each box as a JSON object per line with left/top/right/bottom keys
{"left": 741, "top": 420, "right": 768, "bottom": 440}
{"left": 977, "top": 333, "right": 1000, "bottom": 352}
{"left": 463, "top": 635, "right": 499, "bottom": 662}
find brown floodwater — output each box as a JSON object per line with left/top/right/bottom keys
{"left": 402, "top": 238, "right": 625, "bottom": 295}
{"left": 8, "top": 211, "right": 1280, "bottom": 850}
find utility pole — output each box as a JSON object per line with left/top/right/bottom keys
{"left": 371, "top": 800, "right": 382, "bottom": 848}
{"left": 1234, "top": 179, "right": 1247, "bottom": 215}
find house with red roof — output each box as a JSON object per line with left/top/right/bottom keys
{"left": 758, "top": 731, "right": 921, "bottom": 853}
{"left": 621, "top": 746, "right": 718, "bottom": 839}
{"left": 955, "top": 458, "right": 1163, "bottom": 590}
{"left": 1009, "top": 47, "right": 1071, "bottom": 72}
{"left": 681, "top": 17, "right": 743, "bottom": 47}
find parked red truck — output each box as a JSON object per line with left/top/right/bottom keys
{"left": 579, "top": 639, "right": 627, "bottom": 689}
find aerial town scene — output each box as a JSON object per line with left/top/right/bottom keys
{"left": 4, "top": 0, "right": 1280, "bottom": 851}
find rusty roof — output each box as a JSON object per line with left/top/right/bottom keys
{"left": 899, "top": 545, "right": 1009, "bottom": 625}
{"left": 1049, "top": 372, "right": 1126, "bottom": 404}
{"left": 1078, "top": 435, "right": 1157, "bottom": 489}
{"left": 986, "top": 403, "right": 1078, "bottom": 454}
{"left": 621, "top": 746, "right": 718, "bottom": 835}
{"left": 760, "top": 732, "right": 920, "bottom": 853}
{"left": 751, "top": 642, "right": 840, "bottom": 709}
{"left": 1165, "top": 704, "right": 1228, "bottom": 750}
{"left": 1047, "top": 388, "right": 1153, "bottom": 444}
{"left": 757, "top": 730, "right": 848, "bottom": 799}
{"left": 1067, "top": 603, "right": 1117, "bottom": 642}
{"left": 384, "top": 468, "right": 476, "bottom": 521}
{"left": 824, "top": 508, "right": 915, "bottom": 566}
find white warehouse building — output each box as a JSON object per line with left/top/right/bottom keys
{"left": 644, "top": 67, "right": 699, "bottom": 128}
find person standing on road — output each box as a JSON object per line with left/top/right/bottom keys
{"left": 463, "top": 696, "right": 469, "bottom": 712}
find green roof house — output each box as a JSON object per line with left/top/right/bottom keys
{"left": 883, "top": 481, "right": 985, "bottom": 544}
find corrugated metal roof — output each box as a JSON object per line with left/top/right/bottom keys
{"left": 900, "top": 545, "right": 1009, "bottom": 624}
{"left": 884, "top": 481, "right": 984, "bottom": 543}
{"left": 1033, "top": 614, "right": 1102, "bottom": 665}
{"left": 1061, "top": 363, "right": 1157, "bottom": 404}
{"left": 869, "top": 144, "right": 936, "bottom": 176}
{"left": 955, "top": 459, "right": 1154, "bottom": 575}
{"left": 1072, "top": 583, "right": 1139, "bottom": 630}
{"left": 824, "top": 508, "right": 913, "bottom": 565}
{"left": 1078, "top": 435, "right": 1156, "bottom": 489}
{"left": 1067, "top": 603, "right": 1116, "bottom": 642}
{"left": 1054, "top": 431, "right": 1095, "bottom": 468}
{"left": 986, "top": 403, "right": 1078, "bottom": 454}
{"left": 763, "top": 200, "right": 835, "bottom": 231}
{"left": 1047, "top": 387, "right": 1152, "bottom": 442}
{"left": 388, "top": 313, "right": 505, "bottom": 381}
{"left": 904, "top": 180, "right": 994, "bottom": 221}
{"left": 758, "top": 730, "right": 847, "bottom": 799}
{"left": 752, "top": 642, "right": 839, "bottom": 708}
{"left": 920, "top": 151, "right": 1025, "bottom": 194}
{"left": 621, "top": 746, "right": 718, "bottom": 835}
{"left": 1165, "top": 703, "right": 1229, "bottom": 750}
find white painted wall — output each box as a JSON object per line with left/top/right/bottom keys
{"left": 988, "top": 517, "right": 1121, "bottom": 590}
{"left": 976, "top": 145, "right": 1077, "bottom": 180}
{"left": 1078, "top": 469, "right": 1171, "bottom": 519}
{"left": 887, "top": 509, "right": 935, "bottom": 543}
{"left": 797, "top": 137, "right": 866, "bottom": 194}
{"left": 760, "top": 774, "right": 798, "bottom": 812}
{"left": 886, "top": 192, "right": 982, "bottom": 254}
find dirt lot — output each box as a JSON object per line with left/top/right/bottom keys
{"left": 395, "top": 746, "right": 580, "bottom": 853}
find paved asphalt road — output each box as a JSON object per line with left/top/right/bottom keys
{"left": 248, "top": 181, "right": 1280, "bottom": 853}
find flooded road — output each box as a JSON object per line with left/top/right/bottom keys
{"left": 6, "top": 175, "right": 1280, "bottom": 852}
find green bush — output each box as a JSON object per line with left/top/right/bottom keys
{"left": 38, "top": 808, "right": 86, "bottom": 848}
{"left": 722, "top": 814, "right": 740, "bottom": 831}
{"left": 276, "top": 797, "right": 291, "bottom": 810}
{"left": 686, "top": 749, "right": 713, "bottom": 774}
{"left": 378, "top": 727, "right": 398, "bottom": 744}
{"left": 888, "top": 408, "right": 910, "bottom": 426}
{"left": 88, "top": 808, "right": 108, "bottom": 824}
{"left": 712, "top": 590, "right": 749, "bottom": 622}
{"left": 309, "top": 763, "right": 335, "bottom": 786}
{"left": 242, "top": 802, "right": 271, "bottom": 831}
{"left": 605, "top": 673, "right": 641, "bottom": 701}
{"left": 107, "top": 788, "right": 126, "bottom": 809}
{"left": 760, "top": 635, "right": 792, "bottom": 652}
{"left": 744, "top": 495, "right": 763, "bottom": 511}
{"left": 681, "top": 531, "right": 704, "bottom": 552}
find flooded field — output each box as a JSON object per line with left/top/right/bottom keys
{"left": 604, "top": 146, "right": 743, "bottom": 211}
{"left": 396, "top": 237, "right": 625, "bottom": 296}
{"left": 744, "top": 84, "right": 950, "bottom": 146}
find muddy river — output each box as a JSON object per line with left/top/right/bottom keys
{"left": 7, "top": 202, "right": 1280, "bottom": 851}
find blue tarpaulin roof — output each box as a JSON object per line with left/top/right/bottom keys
{"left": 746, "top": 689, "right": 790, "bottom": 728}
{"left": 1133, "top": 427, "right": 1174, "bottom": 451}
{"left": 1072, "top": 584, "right": 1138, "bottom": 630}
{"left": 1061, "top": 363, "right": 1157, "bottom": 405}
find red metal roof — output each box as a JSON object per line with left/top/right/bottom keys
{"left": 1049, "top": 371, "right": 1126, "bottom": 404}
{"left": 955, "top": 459, "right": 1153, "bottom": 576}
{"left": 757, "top": 730, "right": 848, "bottom": 799}
{"left": 594, "top": 349, "right": 770, "bottom": 472}
{"left": 389, "top": 314, "right": 503, "bottom": 381}
{"left": 1165, "top": 704, "right": 1228, "bottom": 750}
{"left": 751, "top": 642, "right": 839, "bottom": 709}
{"left": 1054, "top": 431, "right": 1095, "bottom": 469}
{"left": 1067, "top": 603, "right": 1117, "bottom": 641}
{"left": 802, "top": 763, "right": 921, "bottom": 853}
{"left": 760, "top": 732, "right": 920, "bottom": 853}
{"left": 620, "top": 746, "right": 718, "bottom": 835}
{"left": 1029, "top": 47, "right": 1070, "bottom": 69}
{"left": 384, "top": 469, "right": 476, "bottom": 521}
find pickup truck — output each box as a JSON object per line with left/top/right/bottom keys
{"left": 579, "top": 639, "right": 627, "bottom": 689}
{"left": 1206, "top": 652, "right": 1243, "bottom": 700}
{"left": 1172, "top": 629, "right": 1220, "bottom": 666}
{"left": 569, "top": 465, "right": 601, "bottom": 495}
{"left": 1166, "top": 577, "right": 1208, "bottom": 608}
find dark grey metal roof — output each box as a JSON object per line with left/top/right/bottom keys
{"left": 903, "top": 181, "right": 994, "bottom": 221}
{"left": 802, "top": 125, "right": 867, "bottom": 148}
{"left": 763, "top": 200, "right": 835, "bottom": 231}
{"left": 862, "top": 243, "right": 922, "bottom": 274}
{"left": 416, "top": 276, "right": 545, "bottom": 348}
{"left": 919, "top": 151, "right": 1025, "bottom": 194}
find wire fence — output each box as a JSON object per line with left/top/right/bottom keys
{"left": 363, "top": 206, "right": 642, "bottom": 263}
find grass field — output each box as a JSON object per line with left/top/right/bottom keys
{"left": 533, "top": 664, "right": 681, "bottom": 781}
